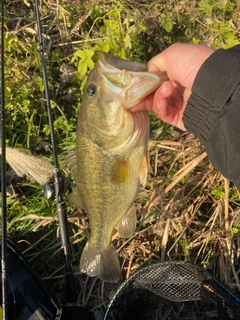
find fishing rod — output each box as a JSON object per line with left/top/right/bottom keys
{"left": 34, "top": 0, "right": 77, "bottom": 302}
{"left": 1, "top": 0, "right": 9, "bottom": 318}
{"left": 0, "top": 2, "right": 94, "bottom": 319}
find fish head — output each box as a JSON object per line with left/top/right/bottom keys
{"left": 79, "top": 52, "right": 168, "bottom": 142}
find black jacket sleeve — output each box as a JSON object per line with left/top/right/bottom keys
{"left": 183, "top": 44, "right": 240, "bottom": 190}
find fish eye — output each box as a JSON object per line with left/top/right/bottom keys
{"left": 87, "top": 84, "right": 97, "bottom": 97}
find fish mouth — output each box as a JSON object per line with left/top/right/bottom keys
{"left": 97, "top": 52, "right": 168, "bottom": 109}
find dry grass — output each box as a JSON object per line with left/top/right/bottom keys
{"left": 3, "top": 0, "right": 240, "bottom": 317}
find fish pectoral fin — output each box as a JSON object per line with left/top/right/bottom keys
{"left": 69, "top": 187, "right": 85, "bottom": 210}
{"left": 80, "top": 243, "right": 121, "bottom": 283}
{"left": 111, "top": 158, "right": 130, "bottom": 184}
{"left": 139, "top": 155, "right": 148, "bottom": 186}
{"left": 65, "top": 151, "right": 77, "bottom": 176}
{"left": 117, "top": 206, "right": 136, "bottom": 238}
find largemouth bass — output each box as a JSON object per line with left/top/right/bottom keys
{"left": 69, "top": 52, "right": 167, "bottom": 283}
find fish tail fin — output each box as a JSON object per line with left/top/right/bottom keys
{"left": 80, "top": 243, "right": 121, "bottom": 283}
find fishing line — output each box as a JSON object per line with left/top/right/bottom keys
{"left": 34, "top": 0, "right": 77, "bottom": 302}
{"left": 1, "top": 0, "right": 9, "bottom": 318}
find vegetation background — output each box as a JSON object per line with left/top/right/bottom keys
{"left": 1, "top": 0, "right": 240, "bottom": 317}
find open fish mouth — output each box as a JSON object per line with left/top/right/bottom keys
{"left": 97, "top": 52, "right": 168, "bottom": 109}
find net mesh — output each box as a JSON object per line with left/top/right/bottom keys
{"left": 104, "top": 262, "right": 240, "bottom": 320}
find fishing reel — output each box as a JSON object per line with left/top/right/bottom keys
{"left": 42, "top": 175, "right": 73, "bottom": 201}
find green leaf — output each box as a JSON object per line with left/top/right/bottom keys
{"left": 85, "top": 49, "right": 94, "bottom": 59}
{"left": 78, "top": 61, "right": 88, "bottom": 76}
{"left": 161, "top": 14, "right": 173, "bottom": 33}
{"left": 99, "top": 26, "right": 107, "bottom": 35}
{"left": 211, "top": 188, "right": 225, "bottom": 199}
{"left": 192, "top": 37, "right": 200, "bottom": 44}
{"left": 199, "top": 0, "right": 212, "bottom": 15}
{"left": 72, "top": 50, "right": 85, "bottom": 60}
{"left": 120, "top": 47, "right": 126, "bottom": 59}
{"left": 102, "top": 39, "right": 110, "bottom": 52}
{"left": 231, "top": 228, "right": 240, "bottom": 236}
{"left": 123, "top": 18, "right": 129, "bottom": 29}
{"left": 108, "top": 10, "right": 118, "bottom": 20}
{"left": 163, "top": 20, "right": 173, "bottom": 33}
{"left": 138, "top": 22, "right": 148, "bottom": 33}
{"left": 104, "top": 19, "right": 112, "bottom": 29}
{"left": 223, "top": 33, "right": 240, "bottom": 49}
{"left": 43, "top": 124, "right": 51, "bottom": 136}
{"left": 124, "top": 34, "right": 131, "bottom": 49}
{"left": 86, "top": 57, "right": 94, "bottom": 69}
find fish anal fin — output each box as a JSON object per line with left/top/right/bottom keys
{"left": 80, "top": 243, "right": 121, "bottom": 283}
{"left": 139, "top": 156, "right": 148, "bottom": 186}
{"left": 117, "top": 206, "right": 136, "bottom": 238}
{"left": 69, "top": 187, "right": 85, "bottom": 210}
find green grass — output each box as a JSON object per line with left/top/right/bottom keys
{"left": 1, "top": 0, "right": 240, "bottom": 315}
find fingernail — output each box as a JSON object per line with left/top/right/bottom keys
{"left": 156, "top": 98, "right": 163, "bottom": 111}
{"left": 159, "top": 82, "right": 168, "bottom": 95}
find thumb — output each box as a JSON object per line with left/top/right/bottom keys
{"left": 148, "top": 52, "right": 166, "bottom": 72}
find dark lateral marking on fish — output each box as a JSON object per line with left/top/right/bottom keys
{"left": 111, "top": 158, "right": 130, "bottom": 184}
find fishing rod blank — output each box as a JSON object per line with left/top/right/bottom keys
{"left": 34, "top": 0, "right": 77, "bottom": 302}
{"left": 1, "top": 0, "right": 9, "bottom": 318}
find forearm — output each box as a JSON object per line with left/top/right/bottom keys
{"left": 183, "top": 45, "right": 240, "bottom": 189}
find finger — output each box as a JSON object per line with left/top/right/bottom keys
{"left": 131, "top": 80, "right": 175, "bottom": 112}
{"left": 130, "top": 93, "right": 154, "bottom": 112}
{"left": 153, "top": 85, "right": 187, "bottom": 131}
{"left": 153, "top": 97, "right": 186, "bottom": 131}
{"left": 155, "top": 80, "right": 175, "bottom": 98}
{"left": 154, "top": 81, "right": 184, "bottom": 111}
{"left": 148, "top": 52, "right": 166, "bottom": 72}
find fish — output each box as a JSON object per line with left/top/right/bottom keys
{"left": 68, "top": 52, "right": 167, "bottom": 283}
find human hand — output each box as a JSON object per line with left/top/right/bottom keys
{"left": 131, "top": 43, "right": 214, "bottom": 131}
